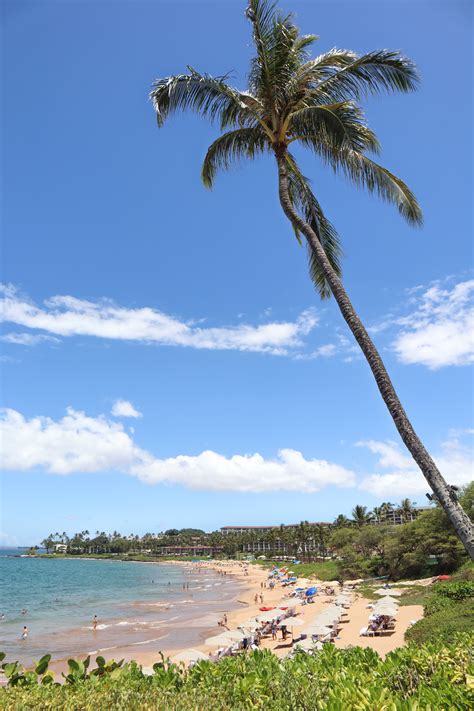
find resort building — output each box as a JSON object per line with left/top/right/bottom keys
{"left": 367, "top": 507, "right": 432, "bottom": 526}
{"left": 220, "top": 523, "right": 331, "bottom": 536}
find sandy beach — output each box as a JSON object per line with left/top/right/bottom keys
{"left": 133, "top": 560, "right": 423, "bottom": 667}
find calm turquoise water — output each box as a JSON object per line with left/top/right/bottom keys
{"left": 0, "top": 550, "right": 242, "bottom": 665}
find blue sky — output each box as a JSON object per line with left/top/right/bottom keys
{"left": 1, "top": 0, "right": 473, "bottom": 545}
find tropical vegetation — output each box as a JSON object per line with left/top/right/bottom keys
{"left": 38, "top": 486, "right": 473, "bottom": 582}
{"left": 2, "top": 634, "right": 473, "bottom": 710}
{"left": 149, "top": 0, "right": 473, "bottom": 558}
{"left": 403, "top": 577, "right": 474, "bottom": 645}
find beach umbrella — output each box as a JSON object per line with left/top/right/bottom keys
{"left": 304, "top": 624, "right": 332, "bottom": 637}
{"left": 374, "top": 599, "right": 398, "bottom": 607}
{"left": 256, "top": 610, "right": 281, "bottom": 622}
{"left": 374, "top": 596, "right": 398, "bottom": 605}
{"left": 374, "top": 588, "right": 402, "bottom": 596}
{"left": 172, "top": 649, "right": 208, "bottom": 664}
{"left": 315, "top": 612, "right": 340, "bottom": 625}
{"left": 293, "top": 638, "right": 323, "bottom": 652}
{"left": 305, "top": 587, "right": 317, "bottom": 597}
{"left": 320, "top": 606, "right": 342, "bottom": 617}
{"left": 238, "top": 619, "right": 260, "bottom": 631}
{"left": 278, "top": 616, "right": 304, "bottom": 628}
{"left": 373, "top": 606, "right": 398, "bottom": 616}
{"left": 204, "top": 630, "right": 245, "bottom": 646}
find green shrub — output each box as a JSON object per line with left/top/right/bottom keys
{"left": 405, "top": 599, "right": 474, "bottom": 645}
{"left": 434, "top": 580, "right": 474, "bottom": 601}
{"left": 1, "top": 636, "right": 473, "bottom": 710}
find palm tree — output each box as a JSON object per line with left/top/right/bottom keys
{"left": 398, "top": 498, "right": 416, "bottom": 523}
{"left": 351, "top": 505, "right": 371, "bottom": 527}
{"left": 371, "top": 506, "right": 384, "bottom": 524}
{"left": 149, "top": 0, "right": 473, "bottom": 559}
{"left": 333, "top": 514, "right": 351, "bottom": 528}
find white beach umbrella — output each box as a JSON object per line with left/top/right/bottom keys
{"left": 375, "top": 596, "right": 398, "bottom": 605}
{"left": 374, "top": 607, "right": 398, "bottom": 615}
{"left": 320, "top": 606, "right": 342, "bottom": 618}
{"left": 293, "top": 638, "right": 323, "bottom": 652}
{"left": 335, "top": 596, "right": 351, "bottom": 605}
{"left": 374, "top": 598, "right": 399, "bottom": 607}
{"left": 278, "top": 616, "right": 304, "bottom": 628}
{"left": 374, "top": 588, "right": 402, "bottom": 597}
{"left": 257, "top": 610, "right": 283, "bottom": 622}
{"left": 238, "top": 619, "right": 260, "bottom": 631}
{"left": 304, "top": 624, "right": 332, "bottom": 637}
{"left": 172, "top": 649, "right": 208, "bottom": 664}
{"left": 205, "top": 630, "right": 245, "bottom": 646}
{"left": 315, "top": 613, "right": 340, "bottom": 626}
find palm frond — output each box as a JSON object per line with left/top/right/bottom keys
{"left": 311, "top": 49, "right": 420, "bottom": 103}
{"left": 285, "top": 154, "right": 343, "bottom": 298}
{"left": 201, "top": 127, "right": 269, "bottom": 188}
{"left": 289, "top": 101, "right": 380, "bottom": 153}
{"left": 246, "top": 0, "right": 309, "bottom": 113}
{"left": 150, "top": 68, "right": 256, "bottom": 128}
{"left": 304, "top": 140, "right": 422, "bottom": 225}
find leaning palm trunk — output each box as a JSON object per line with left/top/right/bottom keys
{"left": 276, "top": 150, "right": 474, "bottom": 559}
{"left": 150, "top": 0, "right": 473, "bottom": 559}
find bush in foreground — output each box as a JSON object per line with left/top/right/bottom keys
{"left": 1, "top": 635, "right": 473, "bottom": 710}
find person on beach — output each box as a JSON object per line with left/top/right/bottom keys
{"left": 21, "top": 626, "right": 28, "bottom": 640}
{"left": 92, "top": 615, "right": 98, "bottom": 630}
{"left": 259, "top": 593, "right": 264, "bottom": 604}
{"left": 223, "top": 613, "right": 228, "bottom": 627}
{"left": 271, "top": 620, "right": 277, "bottom": 640}
{"left": 254, "top": 593, "right": 258, "bottom": 604}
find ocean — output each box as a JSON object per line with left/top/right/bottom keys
{"left": 0, "top": 549, "right": 244, "bottom": 666}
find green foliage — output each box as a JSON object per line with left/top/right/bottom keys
{"left": 403, "top": 577, "right": 474, "bottom": 644}
{"left": 434, "top": 580, "right": 474, "bottom": 601}
{"left": 2, "top": 636, "right": 473, "bottom": 710}
{"left": 406, "top": 600, "right": 474, "bottom": 645}
{"left": 149, "top": 0, "right": 423, "bottom": 299}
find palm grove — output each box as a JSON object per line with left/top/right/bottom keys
{"left": 148, "top": 0, "right": 473, "bottom": 558}
{"left": 40, "top": 485, "right": 473, "bottom": 581}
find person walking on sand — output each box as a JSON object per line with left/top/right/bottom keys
{"left": 223, "top": 613, "right": 228, "bottom": 627}
{"left": 259, "top": 593, "right": 264, "bottom": 604}
{"left": 271, "top": 620, "right": 277, "bottom": 641}
{"left": 92, "top": 615, "right": 98, "bottom": 630}
{"left": 254, "top": 593, "right": 259, "bottom": 604}
{"left": 21, "top": 626, "right": 28, "bottom": 640}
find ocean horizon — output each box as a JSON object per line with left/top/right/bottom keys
{"left": 0, "top": 549, "right": 244, "bottom": 665}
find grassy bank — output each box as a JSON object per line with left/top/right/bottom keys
{"left": 253, "top": 559, "right": 339, "bottom": 581}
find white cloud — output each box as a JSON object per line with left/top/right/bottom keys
{"left": 0, "top": 284, "right": 318, "bottom": 356}
{"left": 0, "top": 407, "right": 356, "bottom": 493}
{"left": 392, "top": 279, "right": 474, "bottom": 369}
{"left": 132, "top": 448, "right": 356, "bottom": 492}
{"left": 0, "top": 531, "right": 19, "bottom": 547}
{"left": 0, "top": 332, "right": 59, "bottom": 346}
{"left": 111, "top": 400, "right": 142, "bottom": 419}
{"left": 358, "top": 436, "right": 474, "bottom": 497}
{"left": 0, "top": 408, "right": 141, "bottom": 475}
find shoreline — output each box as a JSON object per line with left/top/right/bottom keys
{"left": 7, "top": 557, "right": 423, "bottom": 675}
